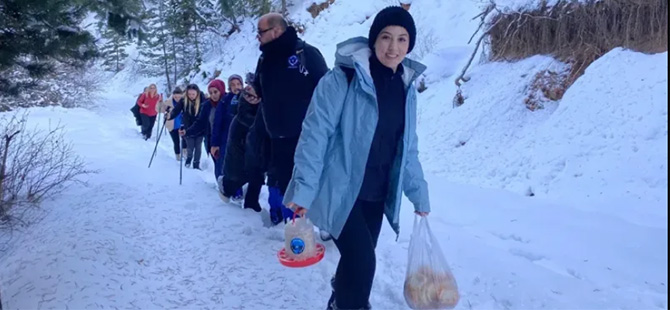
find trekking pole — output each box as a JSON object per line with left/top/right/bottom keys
{"left": 156, "top": 109, "right": 161, "bottom": 142}
{"left": 148, "top": 117, "right": 167, "bottom": 168}
{"left": 179, "top": 124, "right": 184, "bottom": 185}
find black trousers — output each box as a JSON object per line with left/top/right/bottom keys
{"left": 331, "top": 199, "right": 385, "bottom": 309}
{"left": 169, "top": 129, "right": 181, "bottom": 155}
{"left": 222, "top": 171, "right": 264, "bottom": 203}
{"left": 131, "top": 105, "right": 142, "bottom": 126}
{"left": 140, "top": 114, "right": 156, "bottom": 138}
{"left": 269, "top": 137, "right": 299, "bottom": 194}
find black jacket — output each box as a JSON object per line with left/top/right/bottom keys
{"left": 169, "top": 91, "right": 206, "bottom": 135}
{"left": 245, "top": 104, "right": 272, "bottom": 180}
{"left": 253, "top": 27, "right": 328, "bottom": 139}
{"left": 223, "top": 95, "right": 260, "bottom": 182}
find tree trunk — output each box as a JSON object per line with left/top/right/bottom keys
{"left": 193, "top": 19, "right": 201, "bottom": 74}
{"left": 158, "top": 0, "right": 173, "bottom": 91}
{"left": 0, "top": 131, "right": 20, "bottom": 219}
{"left": 171, "top": 35, "right": 178, "bottom": 85}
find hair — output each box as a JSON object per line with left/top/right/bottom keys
{"left": 186, "top": 84, "right": 200, "bottom": 92}
{"left": 268, "top": 14, "right": 288, "bottom": 31}
{"left": 148, "top": 83, "right": 158, "bottom": 97}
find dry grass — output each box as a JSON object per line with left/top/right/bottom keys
{"left": 524, "top": 67, "right": 571, "bottom": 110}
{"left": 307, "top": 0, "right": 336, "bottom": 18}
{"left": 487, "top": 0, "right": 668, "bottom": 87}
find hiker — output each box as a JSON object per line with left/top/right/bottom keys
{"left": 137, "top": 84, "right": 162, "bottom": 140}
{"left": 211, "top": 74, "right": 245, "bottom": 201}
{"left": 219, "top": 83, "right": 264, "bottom": 211}
{"left": 167, "top": 84, "right": 206, "bottom": 169}
{"left": 226, "top": 74, "right": 244, "bottom": 116}
{"left": 131, "top": 86, "right": 148, "bottom": 127}
{"left": 179, "top": 80, "right": 227, "bottom": 174}
{"left": 160, "top": 87, "right": 185, "bottom": 160}
{"left": 252, "top": 12, "right": 328, "bottom": 224}
{"left": 283, "top": 7, "right": 430, "bottom": 310}
{"left": 197, "top": 79, "right": 227, "bottom": 179}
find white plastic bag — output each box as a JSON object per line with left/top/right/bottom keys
{"left": 404, "top": 216, "right": 460, "bottom": 310}
{"left": 284, "top": 217, "right": 317, "bottom": 261}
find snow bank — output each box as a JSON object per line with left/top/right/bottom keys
{"left": 418, "top": 48, "right": 667, "bottom": 226}
{"left": 0, "top": 101, "right": 666, "bottom": 309}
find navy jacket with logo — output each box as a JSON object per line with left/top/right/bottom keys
{"left": 253, "top": 27, "right": 329, "bottom": 139}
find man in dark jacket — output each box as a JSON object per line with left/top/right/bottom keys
{"left": 253, "top": 13, "right": 329, "bottom": 224}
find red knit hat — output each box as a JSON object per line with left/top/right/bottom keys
{"left": 207, "top": 79, "right": 226, "bottom": 107}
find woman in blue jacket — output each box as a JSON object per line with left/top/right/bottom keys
{"left": 283, "top": 7, "right": 430, "bottom": 310}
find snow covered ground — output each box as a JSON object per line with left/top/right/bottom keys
{"left": 419, "top": 48, "right": 668, "bottom": 227}
{"left": 1, "top": 0, "right": 668, "bottom": 308}
{"left": 0, "top": 82, "right": 667, "bottom": 309}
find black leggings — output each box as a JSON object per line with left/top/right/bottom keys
{"left": 332, "top": 199, "right": 384, "bottom": 309}
{"left": 169, "top": 129, "right": 181, "bottom": 155}
{"left": 140, "top": 114, "right": 156, "bottom": 138}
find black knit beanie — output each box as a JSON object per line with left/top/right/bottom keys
{"left": 368, "top": 6, "right": 417, "bottom": 53}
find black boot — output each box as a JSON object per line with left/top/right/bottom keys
{"left": 328, "top": 276, "right": 371, "bottom": 310}
{"left": 244, "top": 200, "right": 262, "bottom": 212}
{"left": 185, "top": 157, "right": 192, "bottom": 168}
{"left": 193, "top": 162, "right": 200, "bottom": 170}
{"left": 327, "top": 276, "right": 336, "bottom": 310}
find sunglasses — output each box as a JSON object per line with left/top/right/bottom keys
{"left": 257, "top": 27, "right": 274, "bottom": 36}
{"left": 244, "top": 92, "right": 258, "bottom": 100}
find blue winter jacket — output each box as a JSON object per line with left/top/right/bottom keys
{"left": 172, "top": 98, "right": 183, "bottom": 130}
{"left": 283, "top": 37, "right": 431, "bottom": 240}
{"left": 211, "top": 94, "right": 236, "bottom": 148}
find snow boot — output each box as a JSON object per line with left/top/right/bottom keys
{"left": 185, "top": 157, "right": 192, "bottom": 168}
{"left": 268, "top": 187, "right": 285, "bottom": 225}
{"left": 216, "top": 176, "right": 231, "bottom": 203}
{"left": 193, "top": 161, "right": 201, "bottom": 170}
{"left": 175, "top": 153, "right": 181, "bottom": 161}
{"left": 328, "top": 300, "right": 371, "bottom": 310}
{"left": 327, "top": 276, "right": 336, "bottom": 310}
{"left": 230, "top": 188, "right": 244, "bottom": 205}
{"left": 327, "top": 277, "right": 371, "bottom": 310}
{"left": 244, "top": 200, "right": 262, "bottom": 212}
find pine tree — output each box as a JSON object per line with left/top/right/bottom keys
{"left": 138, "top": 0, "right": 175, "bottom": 90}
{"left": 0, "top": 0, "right": 143, "bottom": 95}
{"left": 100, "top": 28, "right": 130, "bottom": 72}
{"left": 218, "top": 0, "right": 243, "bottom": 30}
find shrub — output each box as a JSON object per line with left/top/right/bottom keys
{"left": 0, "top": 112, "right": 94, "bottom": 226}
{"left": 487, "top": 0, "right": 668, "bottom": 87}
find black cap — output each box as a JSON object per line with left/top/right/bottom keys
{"left": 368, "top": 6, "right": 416, "bottom": 53}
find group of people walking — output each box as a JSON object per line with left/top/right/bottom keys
{"left": 131, "top": 6, "right": 431, "bottom": 310}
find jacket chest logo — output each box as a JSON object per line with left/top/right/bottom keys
{"left": 288, "top": 54, "right": 309, "bottom": 76}
{"left": 288, "top": 55, "right": 299, "bottom": 69}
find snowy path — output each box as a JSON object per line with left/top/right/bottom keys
{"left": 0, "top": 93, "right": 667, "bottom": 309}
